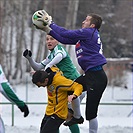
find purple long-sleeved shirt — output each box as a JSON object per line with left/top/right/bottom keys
{"left": 49, "top": 23, "right": 107, "bottom": 72}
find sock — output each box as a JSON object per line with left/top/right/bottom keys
{"left": 71, "top": 97, "right": 81, "bottom": 118}
{"left": 79, "top": 91, "right": 86, "bottom": 102}
{"left": 68, "top": 92, "right": 86, "bottom": 111}
{"left": 68, "top": 102, "right": 72, "bottom": 109}
{"left": 89, "top": 117, "right": 98, "bottom": 133}
{"left": 0, "top": 116, "right": 5, "bottom": 133}
{"left": 69, "top": 124, "right": 80, "bottom": 133}
{"left": 56, "top": 129, "right": 60, "bottom": 133}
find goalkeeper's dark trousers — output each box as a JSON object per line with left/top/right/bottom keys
{"left": 75, "top": 69, "right": 108, "bottom": 120}
{"left": 40, "top": 114, "right": 64, "bottom": 133}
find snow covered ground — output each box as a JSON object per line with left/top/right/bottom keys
{"left": 0, "top": 71, "right": 133, "bottom": 133}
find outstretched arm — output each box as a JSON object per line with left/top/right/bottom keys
{"left": 23, "top": 49, "right": 45, "bottom": 71}
{"left": 0, "top": 82, "right": 25, "bottom": 106}
{"left": 0, "top": 82, "right": 29, "bottom": 117}
{"left": 49, "top": 23, "right": 90, "bottom": 45}
{"left": 0, "top": 65, "right": 29, "bottom": 117}
{"left": 33, "top": 10, "right": 88, "bottom": 44}
{"left": 27, "top": 58, "right": 44, "bottom": 71}
{"left": 49, "top": 29, "right": 77, "bottom": 44}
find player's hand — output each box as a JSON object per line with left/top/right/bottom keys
{"left": 23, "top": 49, "right": 32, "bottom": 59}
{"left": 36, "top": 10, "right": 52, "bottom": 26}
{"left": 30, "top": 70, "right": 36, "bottom": 76}
{"left": 18, "top": 104, "right": 29, "bottom": 117}
{"left": 68, "top": 94, "right": 77, "bottom": 102}
{"left": 33, "top": 23, "right": 52, "bottom": 34}
{"left": 33, "top": 24, "right": 41, "bottom": 29}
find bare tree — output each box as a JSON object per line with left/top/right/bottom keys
{"left": 0, "top": 0, "right": 8, "bottom": 68}
{"left": 0, "top": 0, "right": 132, "bottom": 83}
{"left": 0, "top": 1, "right": 2, "bottom": 64}
{"left": 13, "top": 0, "right": 25, "bottom": 79}
{"left": 65, "top": 0, "right": 79, "bottom": 53}
{"left": 35, "top": 32, "right": 45, "bottom": 62}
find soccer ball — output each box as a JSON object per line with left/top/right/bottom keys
{"left": 32, "top": 10, "right": 45, "bottom": 28}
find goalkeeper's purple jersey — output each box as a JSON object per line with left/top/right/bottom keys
{"left": 49, "top": 23, "right": 107, "bottom": 72}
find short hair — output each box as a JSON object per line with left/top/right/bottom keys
{"left": 32, "top": 70, "right": 48, "bottom": 84}
{"left": 88, "top": 13, "right": 102, "bottom": 30}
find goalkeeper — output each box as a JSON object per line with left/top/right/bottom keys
{"left": 33, "top": 10, "right": 108, "bottom": 133}
{"left": 0, "top": 64, "right": 29, "bottom": 133}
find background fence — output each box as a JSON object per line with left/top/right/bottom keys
{"left": 0, "top": 101, "right": 132, "bottom": 126}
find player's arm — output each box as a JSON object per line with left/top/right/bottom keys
{"left": 66, "top": 82, "right": 83, "bottom": 103}
{"left": 65, "top": 81, "right": 83, "bottom": 102}
{"left": 49, "top": 24, "right": 91, "bottom": 45}
{"left": 23, "top": 49, "right": 45, "bottom": 71}
{"left": 44, "top": 53, "right": 63, "bottom": 70}
{"left": 55, "top": 76, "right": 83, "bottom": 99}
{"left": 0, "top": 82, "right": 24, "bottom": 106}
{"left": 32, "top": 10, "right": 80, "bottom": 44}
{"left": 0, "top": 82, "right": 29, "bottom": 117}
{"left": 28, "top": 58, "right": 44, "bottom": 71}
{"left": 50, "top": 23, "right": 90, "bottom": 39}
{"left": 49, "top": 30, "right": 77, "bottom": 44}
{"left": 70, "top": 82, "right": 83, "bottom": 97}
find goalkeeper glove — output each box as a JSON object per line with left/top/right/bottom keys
{"left": 33, "top": 24, "right": 52, "bottom": 34}
{"left": 36, "top": 10, "right": 52, "bottom": 26}
{"left": 18, "top": 104, "right": 29, "bottom": 117}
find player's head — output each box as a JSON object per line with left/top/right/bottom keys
{"left": 32, "top": 70, "right": 49, "bottom": 87}
{"left": 82, "top": 13, "right": 102, "bottom": 30}
{"left": 46, "top": 35, "right": 59, "bottom": 51}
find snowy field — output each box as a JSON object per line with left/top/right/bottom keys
{"left": 0, "top": 71, "right": 133, "bottom": 133}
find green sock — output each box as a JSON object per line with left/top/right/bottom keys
{"left": 69, "top": 124, "right": 80, "bottom": 133}
{"left": 57, "top": 129, "right": 60, "bottom": 133}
